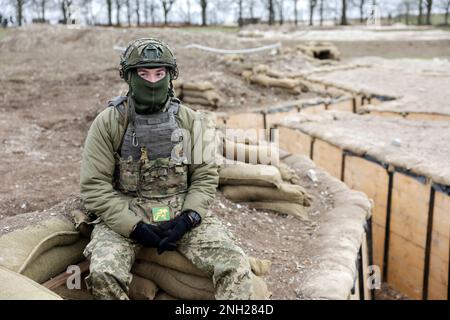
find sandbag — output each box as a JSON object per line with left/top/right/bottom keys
{"left": 183, "top": 89, "right": 222, "bottom": 105}
{"left": 243, "top": 201, "right": 309, "bottom": 221}
{"left": 278, "top": 162, "right": 301, "bottom": 184}
{"left": 137, "top": 248, "right": 271, "bottom": 278}
{"left": 183, "top": 96, "right": 216, "bottom": 107}
{"left": 223, "top": 139, "right": 279, "bottom": 166}
{"left": 21, "top": 238, "right": 89, "bottom": 284}
{"left": 183, "top": 81, "right": 214, "bottom": 92}
{"left": 218, "top": 163, "right": 283, "bottom": 188}
{"left": 129, "top": 274, "right": 159, "bottom": 300}
{"left": 221, "top": 183, "right": 312, "bottom": 206}
{"left": 132, "top": 260, "right": 215, "bottom": 300}
{"left": 0, "top": 265, "right": 62, "bottom": 300}
{"left": 248, "top": 257, "right": 271, "bottom": 277}
{"left": 0, "top": 211, "right": 79, "bottom": 273}
{"left": 137, "top": 248, "right": 207, "bottom": 277}
{"left": 133, "top": 260, "right": 271, "bottom": 300}
{"left": 154, "top": 291, "right": 179, "bottom": 300}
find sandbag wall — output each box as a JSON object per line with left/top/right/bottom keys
{"left": 275, "top": 121, "right": 450, "bottom": 300}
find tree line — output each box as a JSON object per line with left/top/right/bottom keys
{"left": 4, "top": 0, "right": 450, "bottom": 27}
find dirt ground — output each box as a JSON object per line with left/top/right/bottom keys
{"left": 2, "top": 24, "right": 447, "bottom": 299}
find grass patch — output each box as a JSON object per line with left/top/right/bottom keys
{"left": 0, "top": 29, "right": 8, "bottom": 39}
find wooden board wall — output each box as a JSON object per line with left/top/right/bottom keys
{"left": 312, "top": 139, "right": 343, "bottom": 180}
{"left": 388, "top": 173, "right": 431, "bottom": 299}
{"left": 278, "top": 127, "right": 312, "bottom": 158}
{"left": 344, "top": 155, "right": 389, "bottom": 279}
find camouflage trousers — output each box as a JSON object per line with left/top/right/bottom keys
{"left": 83, "top": 211, "right": 253, "bottom": 300}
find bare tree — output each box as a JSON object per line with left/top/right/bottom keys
{"left": 309, "top": 0, "right": 317, "bottom": 26}
{"left": 150, "top": 0, "right": 158, "bottom": 25}
{"left": 319, "top": 0, "right": 324, "bottom": 25}
{"left": 32, "top": 0, "right": 48, "bottom": 20}
{"left": 115, "top": 0, "right": 122, "bottom": 26}
{"left": 444, "top": 0, "right": 450, "bottom": 24}
{"left": 59, "top": 0, "right": 74, "bottom": 24}
{"left": 341, "top": 0, "right": 348, "bottom": 25}
{"left": 125, "top": 0, "right": 131, "bottom": 26}
{"left": 199, "top": 0, "right": 207, "bottom": 26}
{"left": 248, "top": 0, "right": 256, "bottom": 19}
{"left": 418, "top": 0, "right": 423, "bottom": 24}
{"left": 401, "top": 0, "right": 413, "bottom": 24}
{"left": 161, "top": 0, "right": 175, "bottom": 25}
{"left": 425, "top": 0, "right": 433, "bottom": 24}
{"left": 276, "top": 0, "right": 284, "bottom": 25}
{"left": 106, "top": 0, "right": 113, "bottom": 25}
{"left": 268, "top": 0, "right": 275, "bottom": 25}
{"left": 135, "top": 0, "right": 140, "bottom": 26}
{"left": 237, "top": 0, "right": 243, "bottom": 26}
{"left": 293, "top": 0, "right": 298, "bottom": 25}
{"left": 14, "top": 0, "right": 26, "bottom": 26}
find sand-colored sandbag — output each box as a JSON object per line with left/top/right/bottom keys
{"left": 133, "top": 260, "right": 271, "bottom": 300}
{"left": 137, "top": 248, "right": 207, "bottom": 277}
{"left": 221, "top": 183, "right": 311, "bottom": 207}
{"left": 250, "top": 74, "right": 274, "bottom": 88}
{"left": 248, "top": 257, "right": 271, "bottom": 277}
{"left": 218, "top": 163, "right": 283, "bottom": 188}
{"left": 253, "top": 64, "right": 269, "bottom": 74}
{"left": 172, "top": 79, "right": 183, "bottom": 89}
{"left": 183, "top": 89, "right": 222, "bottom": 104}
{"left": 278, "top": 162, "right": 301, "bottom": 184}
{"left": 0, "top": 265, "right": 62, "bottom": 300}
{"left": 244, "top": 201, "right": 309, "bottom": 221}
{"left": 183, "top": 81, "right": 215, "bottom": 92}
{"left": 21, "top": 238, "right": 89, "bottom": 284}
{"left": 241, "top": 70, "right": 253, "bottom": 82}
{"left": 132, "top": 260, "right": 215, "bottom": 300}
{"left": 129, "top": 274, "right": 159, "bottom": 300}
{"left": 0, "top": 211, "right": 79, "bottom": 273}
{"left": 183, "top": 96, "right": 215, "bottom": 107}
{"left": 154, "top": 291, "right": 179, "bottom": 300}
{"left": 223, "top": 139, "right": 279, "bottom": 166}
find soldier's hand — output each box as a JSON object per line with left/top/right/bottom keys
{"left": 130, "top": 221, "right": 173, "bottom": 248}
{"left": 157, "top": 211, "right": 200, "bottom": 254}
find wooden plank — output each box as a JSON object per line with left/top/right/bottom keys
{"left": 354, "top": 95, "right": 364, "bottom": 111}
{"left": 43, "top": 260, "right": 90, "bottom": 290}
{"left": 226, "top": 112, "right": 264, "bottom": 129}
{"left": 388, "top": 233, "right": 425, "bottom": 299}
{"left": 390, "top": 173, "right": 430, "bottom": 248}
{"left": 312, "top": 139, "right": 343, "bottom": 180}
{"left": 343, "top": 156, "right": 389, "bottom": 279}
{"left": 301, "top": 104, "right": 326, "bottom": 115}
{"left": 362, "top": 233, "right": 372, "bottom": 300}
{"left": 406, "top": 112, "right": 450, "bottom": 122}
{"left": 327, "top": 99, "right": 353, "bottom": 112}
{"left": 278, "top": 126, "right": 312, "bottom": 158}
{"left": 265, "top": 110, "right": 299, "bottom": 129}
{"left": 427, "top": 191, "right": 450, "bottom": 300}
{"left": 388, "top": 173, "right": 431, "bottom": 299}
{"left": 369, "top": 111, "right": 405, "bottom": 119}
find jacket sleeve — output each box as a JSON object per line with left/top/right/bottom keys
{"left": 179, "top": 106, "right": 219, "bottom": 218}
{"left": 80, "top": 108, "right": 141, "bottom": 237}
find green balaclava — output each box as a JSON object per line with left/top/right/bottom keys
{"left": 129, "top": 69, "right": 170, "bottom": 114}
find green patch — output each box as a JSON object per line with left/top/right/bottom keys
{"left": 152, "top": 207, "right": 171, "bottom": 222}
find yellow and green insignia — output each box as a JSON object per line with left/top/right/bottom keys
{"left": 152, "top": 207, "right": 171, "bottom": 222}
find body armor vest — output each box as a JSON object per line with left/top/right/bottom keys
{"left": 110, "top": 96, "right": 189, "bottom": 224}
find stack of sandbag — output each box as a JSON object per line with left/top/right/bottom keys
{"left": 217, "top": 137, "right": 312, "bottom": 221}
{"left": 241, "top": 64, "right": 306, "bottom": 94}
{"left": 0, "top": 209, "right": 88, "bottom": 285}
{"left": 181, "top": 81, "right": 223, "bottom": 108}
{"left": 0, "top": 265, "right": 62, "bottom": 300}
{"left": 172, "top": 79, "right": 183, "bottom": 98}
{"left": 132, "top": 248, "right": 272, "bottom": 300}
{"left": 295, "top": 42, "right": 341, "bottom": 61}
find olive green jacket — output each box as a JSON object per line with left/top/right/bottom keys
{"left": 80, "top": 100, "right": 219, "bottom": 237}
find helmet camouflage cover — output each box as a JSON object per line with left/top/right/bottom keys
{"left": 120, "top": 38, "right": 178, "bottom": 82}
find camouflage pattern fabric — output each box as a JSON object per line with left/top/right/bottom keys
{"left": 83, "top": 222, "right": 142, "bottom": 300}
{"left": 83, "top": 212, "right": 253, "bottom": 300}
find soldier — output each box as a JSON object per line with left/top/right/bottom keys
{"left": 80, "top": 38, "right": 254, "bottom": 300}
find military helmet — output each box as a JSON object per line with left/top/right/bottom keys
{"left": 120, "top": 38, "right": 178, "bottom": 82}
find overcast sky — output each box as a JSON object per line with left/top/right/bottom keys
{"left": 1, "top": 0, "right": 447, "bottom": 26}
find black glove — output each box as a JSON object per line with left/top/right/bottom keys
{"left": 157, "top": 210, "right": 201, "bottom": 254}
{"left": 130, "top": 221, "right": 175, "bottom": 249}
